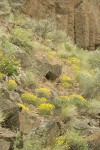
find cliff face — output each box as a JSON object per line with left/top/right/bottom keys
{"left": 21, "top": 0, "right": 100, "bottom": 50}
{"left": 8, "top": 0, "right": 100, "bottom": 49}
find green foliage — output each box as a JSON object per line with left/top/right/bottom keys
{"left": 22, "top": 18, "right": 68, "bottom": 44}
{"left": 87, "top": 100, "right": 100, "bottom": 116}
{"left": 25, "top": 70, "right": 36, "bottom": 88}
{"left": 0, "top": 0, "right": 10, "bottom": 13}
{"left": 0, "top": 72, "right": 5, "bottom": 82}
{"left": 61, "top": 105, "right": 77, "bottom": 120}
{"left": 1, "top": 38, "right": 19, "bottom": 54}
{"left": 88, "top": 50, "right": 100, "bottom": 69}
{"left": 0, "top": 52, "right": 19, "bottom": 76}
{"left": 7, "top": 80, "right": 17, "bottom": 91}
{"left": 21, "top": 93, "right": 38, "bottom": 105}
{"left": 31, "top": 18, "right": 55, "bottom": 40}
{"left": 53, "top": 94, "right": 88, "bottom": 110}
{"left": 67, "top": 94, "right": 89, "bottom": 109}
{"left": 11, "top": 27, "right": 33, "bottom": 52}
{"left": 35, "top": 88, "right": 51, "bottom": 99}
{"left": 47, "top": 29, "right": 67, "bottom": 43}
{"left": 65, "top": 131, "right": 88, "bottom": 150}
{"left": 77, "top": 70, "right": 100, "bottom": 98}
{"left": 53, "top": 96, "right": 69, "bottom": 108}
{"left": 37, "top": 103, "right": 55, "bottom": 115}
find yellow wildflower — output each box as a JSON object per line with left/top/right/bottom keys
{"left": 59, "top": 76, "right": 73, "bottom": 88}
{"left": 35, "top": 88, "right": 51, "bottom": 98}
{"left": 60, "top": 76, "right": 72, "bottom": 83}
{"left": 0, "top": 52, "right": 2, "bottom": 57}
{"left": 68, "top": 57, "right": 80, "bottom": 64}
{"left": 7, "top": 80, "right": 17, "bottom": 90}
{"left": 17, "top": 103, "right": 29, "bottom": 112}
{"left": 55, "top": 136, "right": 65, "bottom": 146}
{"left": 69, "top": 94, "right": 86, "bottom": 101}
{"left": 21, "top": 93, "right": 38, "bottom": 105}
{"left": 37, "top": 103, "right": 55, "bottom": 115}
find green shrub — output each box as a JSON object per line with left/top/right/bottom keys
{"left": 21, "top": 93, "right": 38, "bottom": 105}
{"left": 65, "top": 131, "right": 88, "bottom": 150}
{"left": 53, "top": 96, "right": 69, "bottom": 107}
{"left": 47, "top": 29, "right": 67, "bottom": 43}
{"left": 59, "top": 76, "right": 73, "bottom": 88}
{"left": 88, "top": 50, "right": 100, "bottom": 69}
{"left": 25, "top": 71, "right": 36, "bottom": 88}
{"left": 7, "top": 80, "right": 17, "bottom": 91}
{"left": 35, "top": 88, "right": 51, "bottom": 99}
{"left": 77, "top": 70, "right": 100, "bottom": 98}
{"left": 87, "top": 100, "right": 100, "bottom": 116}
{"left": 11, "top": 28, "right": 33, "bottom": 52}
{"left": 54, "top": 136, "right": 70, "bottom": 150}
{"left": 37, "top": 103, "right": 55, "bottom": 115}
{"left": 32, "top": 18, "right": 55, "bottom": 40}
{"left": 0, "top": 52, "right": 19, "bottom": 76}
{"left": 0, "top": 0, "right": 10, "bottom": 13}
{"left": 61, "top": 105, "right": 77, "bottom": 120}
{"left": 0, "top": 72, "right": 5, "bottom": 82}
{"left": 68, "top": 94, "right": 89, "bottom": 109}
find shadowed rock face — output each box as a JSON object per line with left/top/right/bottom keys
{"left": 9, "top": 0, "right": 100, "bottom": 50}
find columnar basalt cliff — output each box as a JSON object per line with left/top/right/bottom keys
{"left": 10, "top": 0, "right": 99, "bottom": 50}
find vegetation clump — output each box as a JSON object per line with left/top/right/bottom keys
{"left": 0, "top": 72, "right": 5, "bottom": 82}
{"left": 0, "top": 52, "right": 20, "bottom": 76}
{"left": 35, "top": 88, "right": 51, "bottom": 98}
{"left": 17, "top": 103, "right": 29, "bottom": 112}
{"left": 11, "top": 27, "right": 33, "bottom": 52}
{"left": 54, "top": 136, "right": 70, "bottom": 150}
{"left": 53, "top": 96, "right": 69, "bottom": 107}
{"left": 65, "top": 131, "right": 88, "bottom": 150}
{"left": 60, "top": 76, "right": 73, "bottom": 88}
{"left": 21, "top": 93, "right": 38, "bottom": 105}
{"left": 37, "top": 103, "right": 55, "bottom": 115}
{"left": 7, "top": 80, "right": 17, "bottom": 90}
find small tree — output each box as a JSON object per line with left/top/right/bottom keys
{"left": 32, "top": 18, "right": 56, "bottom": 40}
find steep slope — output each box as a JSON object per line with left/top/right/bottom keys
{"left": 8, "top": 0, "right": 100, "bottom": 50}
{"left": 0, "top": 1, "right": 100, "bottom": 150}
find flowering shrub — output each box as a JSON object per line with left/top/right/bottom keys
{"left": 68, "top": 57, "right": 80, "bottom": 73}
{"left": 55, "top": 136, "right": 65, "bottom": 146}
{"left": 11, "top": 27, "right": 33, "bottom": 52}
{"left": 39, "top": 97, "right": 47, "bottom": 104}
{"left": 60, "top": 76, "right": 73, "bottom": 88}
{"left": 35, "top": 88, "right": 51, "bottom": 98}
{"left": 68, "top": 94, "right": 88, "bottom": 108}
{"left": 65, "top": 131, "right": 88, "bottom": 150}
{"left": 17, "top": 103, "right": 29, "bottom": 112}
{"left": 69, "top": 94, "right": 86, "bottom": 101}
{"left": 0, "top": 72, "right": 5, "bottom": 82}
{"left": 68, "top": 57, "right": 80, "bottom": 64}
{"left": 54, "top": 136, "right": 70, "bottom": 150}
{"left": 71, "top": 64, "right": 80, "bottom": 73}
{"left": 21, "top": 93, "right": 38, "bottom": 105}
{"left": 47, "top": 51, "right": 57, "bottom": 59}
{"left": 0, "top": 52, "right": 20, "bottom": 76}
{"left": 37, "top": 103, "right": 55, "bottom": 115}
{"left": 60, "top": 76, "right": 72, "bottom": 82}
{"left": 7, "top": 80, "right": 17, "bottom": 90}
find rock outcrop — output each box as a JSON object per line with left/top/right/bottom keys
{"left": 8, "top": 0, "right": 100, "bottom": 50}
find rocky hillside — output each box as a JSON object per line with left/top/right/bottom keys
{"left": 8, "top": 0, "right": 100, "bottom": 50}
{"left": 0, "top": 0, "right": 100, "bottom": 150}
